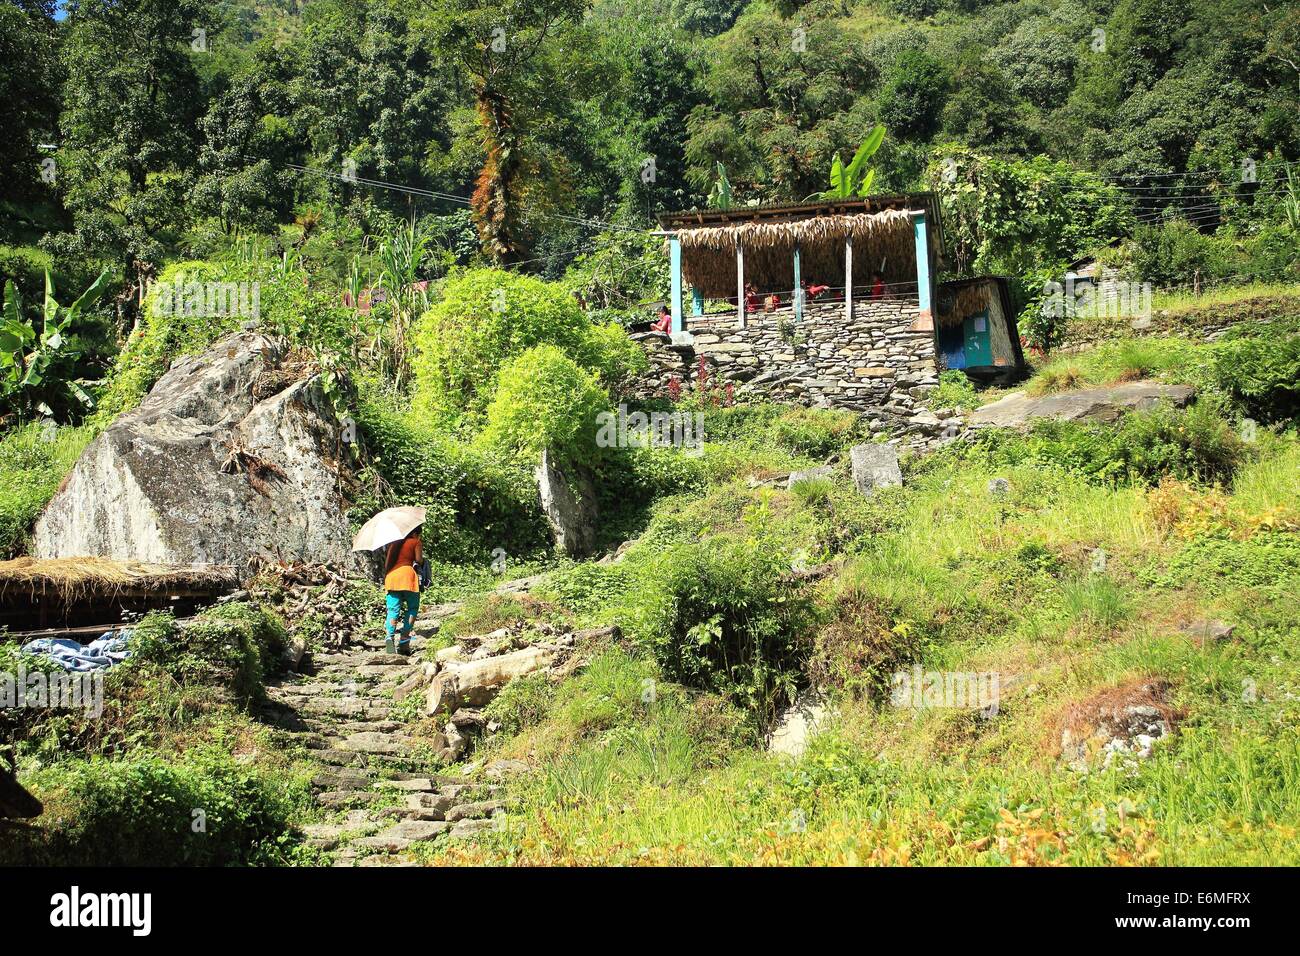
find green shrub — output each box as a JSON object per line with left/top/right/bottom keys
{"left": 478, "top": 345, "right": 611, "bottom": 467}
{"left": 0, "top": 244, "right": 58, "bottom": 302}
{"left": 929, "top": 370, "right": 983, "bottom": 411}
{"left": 130, "top": 603, "right": 286, "bottom": 704}
{"left": 957, "top": 401, "right": 1251, "bottom": 486}
{"left": 484, "top": 672, "right": 556, "bottom": 737}
{"left": 630, "top": 535, "right": 818, "bottom": 723}
{"left": 4, "top": 747, "right": 306, "bottom": 866}
{"left": 1129, "top": 220, "right": 1229, "bottom": 288}
{"left": 354, "top": 391, "right": 549, "bottom": 564}
{"left": 411, "top": 268, "right": 644, "bottom": 423}
{"left": 1206, "top": 332, "right": 1300, "bottom": 423}
{"left": 1145, "top": 532, "right": 1300, "bottom": 596}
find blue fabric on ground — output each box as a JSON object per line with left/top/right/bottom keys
{"left": 21, "top": 630, "right": 132, "bottom": 672}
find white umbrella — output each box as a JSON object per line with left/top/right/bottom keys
{"left": 351, "top": 506, "right": 426, "bottom": 552}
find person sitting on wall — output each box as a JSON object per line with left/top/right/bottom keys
{"left": 870, "top": 272, "right": 886, "bottom": 299}
{"left": 745, "top": 282, "right": 760, "bottom": 313}
{"left": 651, "top": 304, "right": 672, "bottom": 333}
{"left": 802, "top": 278, "right": 829, "bottom": 300}
{"left": 765, "top": 292, "right": 781, "bottom": 312}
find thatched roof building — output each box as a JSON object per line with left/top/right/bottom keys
{"left": 0, "top": 557, "right": 238, "bottom": 632}
{"left": 656, "top": 195, "right": 945, "bottom": 327}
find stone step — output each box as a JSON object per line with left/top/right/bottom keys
{"left": 404, "top": 793, "right": 455, "bottom": 818}
{"left": 311, "top": 770, "right": 374, "bottom": 791}
{"left": 382, "top": 777, "right": 440, "bottom": 792}
{"left": 340, "top": 731, "right": 416, "bottom": 756}
{"left": 315, "top": 748, "right": 366, "bottom": 767}
{"left": 356, "top": 664, "right": 411, "bottom": 679}
{"left": 448, "top": 817, "right": 498, "bottom": 839}
{"left": 445, "top": 799, "right": 506, "bottom": 822}
{"left": 300, "top": 698, "right": 391, "bottom": 718}
{"left": 353, "top": 820, "right": 450, "bottom": 852}
{"left": 316, "top": 789, "right": 382, "bottom": 808}
{"left": 361, "top": 653, "right": 411, "bottom": 666}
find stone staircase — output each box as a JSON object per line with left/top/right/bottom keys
{"left": 260, "top": 636, "right": 516, "bottom": 867}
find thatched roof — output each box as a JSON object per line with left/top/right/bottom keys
{"left": 674, "top": 208, "right": 917, "bottom": 299}
{"left": 0, "top": 557, "right": 239, "bottom": 605}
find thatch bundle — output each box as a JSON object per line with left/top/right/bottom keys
{"left": 676, "top": 209, "right": 916, "bottom": 298}
{"left": 939, "top": 281, "right": 993, "bottom": 329}
{"left": 0, "top": 556, "right": 239, "bottom": 604}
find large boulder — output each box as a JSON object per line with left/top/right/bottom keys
{"left": 33, "top": 332, "right": 361, "bottom": 569}
{"left": 970, "top": 381, "right": 1194, "bottom": 429}
{"left": 534, "top": 448, "right": 598, "bottom": 558}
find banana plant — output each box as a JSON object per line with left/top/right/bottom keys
{"left": 812, "top": 125, "right": 886, "bottom": 200}
{"left": 376, "top": 221, "right": 434, "bottom": 388}
{"left": 707, "top": 162, "right": 733, "bottom": 210}
{"left": 1, "top": 268, "right": 111, "bottom": 416}
{"left": 1284, "top": 166, "right": 1300, "bottom": 232}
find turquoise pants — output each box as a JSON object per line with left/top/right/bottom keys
{"left": 385, "top": 590, "right": 420, "bottom": 644}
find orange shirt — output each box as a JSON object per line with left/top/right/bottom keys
{"left": 383, "top": 536, "right": 421, "bottom": 592}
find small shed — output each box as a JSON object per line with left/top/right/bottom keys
{"left": 934, "top": 276, "right": 1027, "bottom": 383}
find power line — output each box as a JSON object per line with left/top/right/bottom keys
{"left": 284, "top": 162, "right": 644, "bottom": 236}
{"left": 1090, "top": 159, "right": 1299, "bottom": 182}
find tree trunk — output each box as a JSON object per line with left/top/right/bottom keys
{"left": 471, "top": 85, "right": 527, "bottom": 265}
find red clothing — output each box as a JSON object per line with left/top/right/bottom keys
{"left": 384, "top": 535, "right": 422, "bottom": 593}
{"left": 870, "top": 279, "right": 885, "bottom": 299}
{"left": 652, "top": 313, "right": 672, "bottom": 333}
{"left": 806, "top": 283, "right": 829, "bottom": 299}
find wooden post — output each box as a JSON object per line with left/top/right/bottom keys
{"left": 793, "top": 243, "right": 803, "bottom": 323}
{"left": 844, "top": 235, "right": 854, "bottom": 323}
{"left": 669, "top": 235, "right": 683, "bottom": 334}
{"left": 911, "top": 210, "right": 932, "bottom": 324}
{"left": 736, "top": 243, "right": 745, "bottom": 328}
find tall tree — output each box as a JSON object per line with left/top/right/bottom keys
{"left": 415, "top": 0, "right": 590, "bottom": 264}
{"left": 0, "top": 1, "right": 62, "bottom": 218}
{"left": 46, "top": 0, "right": 211, "bottom": 332}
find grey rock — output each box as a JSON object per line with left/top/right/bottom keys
{"left": 849, "top": 444, "right": 903, "bottom": 496}
{"left": 1181, "top": 619, "right": 1236, "bottom": 643}
{"left": 449, "top": 818, "right": 498, "bottom": 839}
{"left": 535, "top": 448, "right": 599, "bottom": 558}
{"left": 445, "top": 800, "right": 505, "bottom": 822}
{"left": 785, "top": 465, "right": 835, "bottom": 489}
{"left": 971, "top": 381, "right": 1194, "bottom": 429}
{"left": 33, "top": 331, "right": 362, "bottom": 568}
{"left": 482, "top": 759, "right": 528, "bottom": 779}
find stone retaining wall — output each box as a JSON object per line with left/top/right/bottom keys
{"left": 628, "top": 297, "right": 945, "bottom": 439}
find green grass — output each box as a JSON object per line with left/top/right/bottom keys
{"left": 0, "top": 421, "right": 96, "bottom": 557}
{"left": 429, "top": 416, "right": 1300, "bottom": 866}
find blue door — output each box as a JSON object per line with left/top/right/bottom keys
{"left": 963, "top": 311, "right": 993, "bottom": 366}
